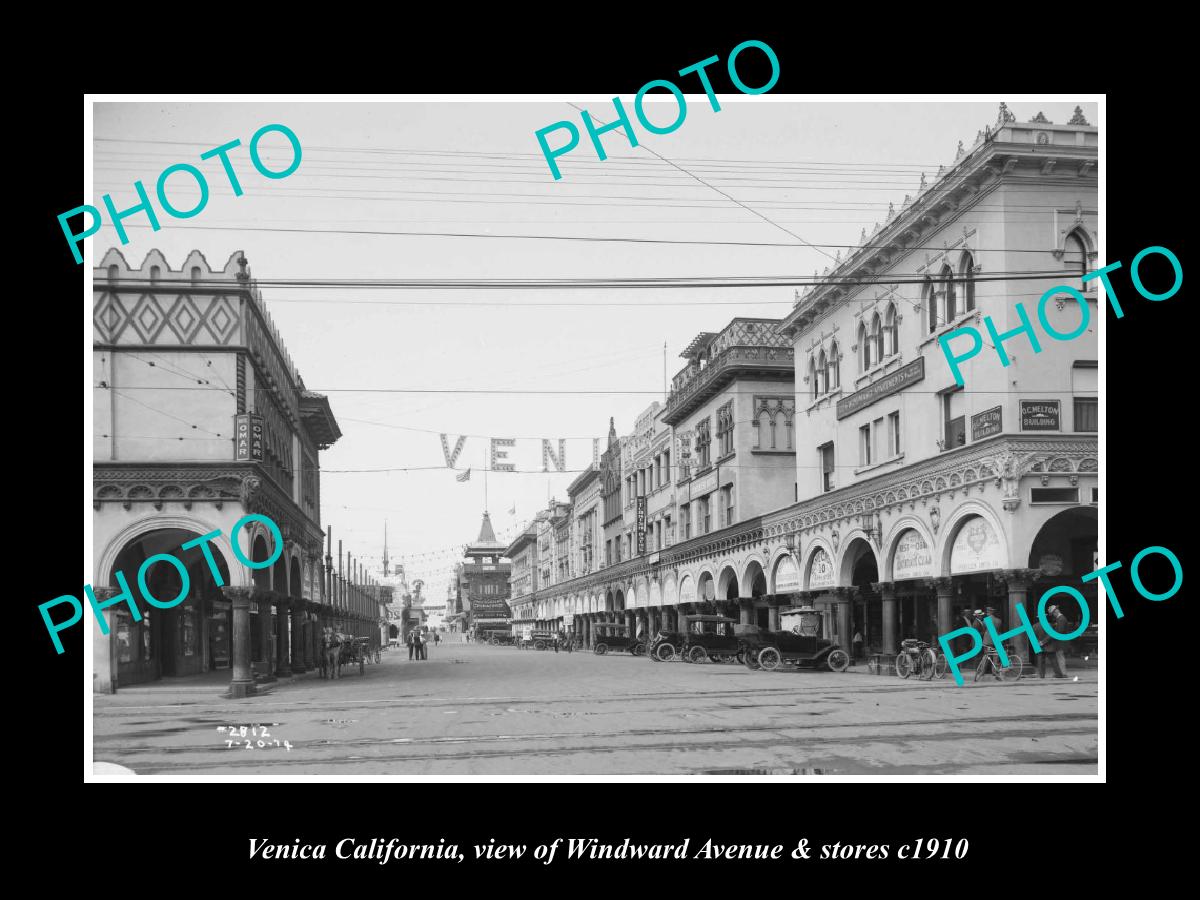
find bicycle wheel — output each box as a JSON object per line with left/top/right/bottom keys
{"left": 1001, "top": 655, "right": 1023, "bottom": 682}
{"left": 933, "top": 652, "right": 948, "bottom": 680}
{"left": 895, "top": 652, "right": 912, "bottom": 679}
{"left": 919, "top": 649, "right": 936, "bottom": 680}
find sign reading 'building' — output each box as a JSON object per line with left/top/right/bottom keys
{"left": 836, "top": 358, "right": 925, "bottom": 420}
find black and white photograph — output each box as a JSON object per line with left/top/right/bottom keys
{"left": 77, "top": 93, "right": 1108, "bottom": 782}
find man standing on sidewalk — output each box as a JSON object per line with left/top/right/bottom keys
{"left": 1035, "top": 605, "right": 1069, "bottom": 679}
{"left": 406, "top": 628, "right": 415, "bottom": 661}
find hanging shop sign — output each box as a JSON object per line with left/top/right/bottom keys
{"left": 892, "top": 529, "right": 934, "bottom": 580}
{"left": 949, "top": 516, "right": 1005, "bottom": 574}
{"left": 636, "top": 496, "right": 647, "bottom": 554}
{"left": 235, "top": 413, "right": 264, "bottom": 461}
{"left": 807, "top": 548, "right": 835, "bottom": 590}
{"left": 773, "top": 555, "right": 800, "bottom": 593}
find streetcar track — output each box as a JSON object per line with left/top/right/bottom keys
{"left": 98, "top": 711, "right": 1096, "bottom": 756}
{"left": 95, "top": 679, "right": 1096, "bottom": 718}
{"left": 116, "top": 725, "right": 1098, "bottom": 774}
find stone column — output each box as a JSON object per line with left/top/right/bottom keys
{"left": 304, "top": 607, "right": 316, "bottom": 669}
{"left": 257, "top": 593, "right": 275, "bottom": 679}
{"left": 291, "top": 601, "right": 306, "bottom": 674}
{"left": 223, "top": 586, "right": 256, "bottom": 698}
{"left": 832, "top": 588, "right": 853, "bottom": 654}
{"left": 997, "top": 569, "right": 1042, "bottom": 662}
{"left": 872, "top": 581, "right": 899, "bottom": 654}
{"left": 276, "top": 598, "right": 291, "bottom": 676}
{"left": 767, "top": 599, "right": 780, "bottom": 633}
{"left": 927, "top": 577, "right": 956, "bottom": 641}
{"left": 739, "top": 600, "right": 752, "bottom": 626}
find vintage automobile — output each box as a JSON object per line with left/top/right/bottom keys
{"left": 679, "top": 615, "right": 747, "bottom": 664}
{"left": 648, "top": 630, "right": 685, "bottom": 662}
{"left": 741, "top": 607, "right": 851, "bottom": 673}
{"left": 592, "top": 623, "right": 646, "bottom": 656}
{"left": 529, "top": 631, "right": 559, "bottom": 651}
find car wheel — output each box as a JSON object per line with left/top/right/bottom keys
{"left": 827, "top": 649, "right": 850, "bottom": 673}
{"left": 632, "top": 642, "right": 646, "bottom": 656}
{"left": 535, "top": 640, "right": 546, "bottom": 651}
{"left": 758, "top": 647, "right": 782, "bottom": 671}
{"left": 595, "top": 643, "right": 608, "bottom": 655}
{"left": 655, "top": 642, "right": 676, "bottom": 662}
{"left": 688, "top": 645, "right": 708, "bottom": 663}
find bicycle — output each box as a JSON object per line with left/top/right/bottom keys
{"left": 895, "top": 639, "right": 935, "bottom": 680}
{"left": 974, "top": 645, "right": 1023, "bottom": 682}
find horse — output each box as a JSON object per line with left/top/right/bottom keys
{"left": 320, "top": 627, "right": 343, "bottom": 679}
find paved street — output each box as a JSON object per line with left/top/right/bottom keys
{"left": 93, "top": 640, "right": 1098, "bottom": 776}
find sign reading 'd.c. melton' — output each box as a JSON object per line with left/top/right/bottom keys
{"left": 235, "top": 413, "right": 264, "bottom": 461}
{"left": 971, "top": 406, "right": 1003, "bottom": 441}
{"left": 1020, "top": 400, "right": 1060, "bottom": 431}
{"left": 836, "top": 357, "right": 925, "bottom": 420}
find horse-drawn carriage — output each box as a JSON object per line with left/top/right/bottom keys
{"left": 320, "top": 630, "right": 378, "bottom": 679}
{"left": 740, "top": 607, "right": 850, "bottom": 673}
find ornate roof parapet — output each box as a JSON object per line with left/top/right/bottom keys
{"left": 781, "top": 104, "right": 1097, "bottom": 340}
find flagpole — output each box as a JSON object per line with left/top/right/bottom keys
{"left": 483, "top": 443, "right": 489, "bottom": 514}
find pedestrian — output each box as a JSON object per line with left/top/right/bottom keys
{"left": 852, "top": 628, "right": 864, "bottom": 660}
{"left": 406, "top": 629, "right": 415, "bottom": 661}
{"left": 971, "top": 609, "right": 1001, "bottom": 681}
{"left": 1036, "top": 605, "right": 1069, "bottom": 679}
{"left": 417, "top": 630, "right": 427, "bottom": 660}
{"left": 434, "top": 632, "right": 440, "bottom": 647}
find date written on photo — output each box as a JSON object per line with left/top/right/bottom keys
{"left": 219, "top": 724, "right": 292, "bottom": 752}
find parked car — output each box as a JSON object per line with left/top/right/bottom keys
{"left": 648, "top": 630, "right": 685, "bottom": 662}
{"left": 592, "top": 623, "right": 646, "bottom": 656}
{"left": 529, "top": 631, "right": 558, "bottom": 651}
{"left": 741, "top": 607, "right": 850, "bottom": 672}
{"left": 680, "top": 615, "right": 746, "bottom": 664}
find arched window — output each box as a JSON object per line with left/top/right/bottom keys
{"left": 859, "top": 322, "right": 871, "bottom": 371}
{"left": 758, "top": 409, "right": 771, "bottom": 448}
{"left": 884, "top": 303, "right": 897, "bottom": 357}
{"left": 817, "top": 350, "right": 828, "bottom": 395}
{"left": 107, "top": 264, "right": 118, "bottom": 282}
{"left": 149, "top": 265, "right": 161, "bottom": 283}
{"left": 960, "top": 252, "right": 976, "bottom": 311}
{"left": 1065, "top": 229, "right": 1089, "bottom": 289}
{"left": 827, "top": 341, "right": 841, "bottom": 390}
{"left": 870, "top": 312, "right": 884, "bottom": 366}
{"left": 190, "top": 266, "right": 202, "bottom": 284}
{"left": 941, "top": 264, "right": 957, "bottom": 322}
{"left": 809, "top": 357, "right": 818, "bottom": 399}
{"left": 925, "top": 277, "right": 937, "bottom": 332}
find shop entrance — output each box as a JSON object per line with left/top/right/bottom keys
{"left": 109, "top": 528, "right": 231, "bottom": 687}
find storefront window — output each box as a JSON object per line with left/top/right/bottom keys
{"left": 117, "top": 615, "right": 134, "bottom": 664}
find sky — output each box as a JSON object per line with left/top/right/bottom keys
{"left": 91, "top": 98, "right": 1098, "bottom": 598}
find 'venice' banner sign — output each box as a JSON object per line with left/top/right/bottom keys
{"left": 440, "top": 435, "right": 603, "bottom": 473}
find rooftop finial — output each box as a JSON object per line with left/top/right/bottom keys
{"left": 997, "top": 102, "right": 1015, "bottom": 126}
{"left": 956, "top": 140, "right": 965, "bottom": 159}
{"left": 1031, "top": 111, "right": 1051, "bottom": 124}
{"left": 919, "top": 172, "right": 927, "bottom": 190}
{"left": 1068, "top": 105, "right": 1090, "bottom": 126}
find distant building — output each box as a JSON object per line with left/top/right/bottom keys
{"left": 457, "top": 512, "right": 512, "bottom": 639}
{"left": 92, "top": 249, "right": 344, "bottom": 696}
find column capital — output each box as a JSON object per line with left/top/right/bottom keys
{"left": 829, "top": 586, "right": 854, "bottom": 603}
{"left": 871, "top": 581, "right": 898, "bottom": 599}
{"left": 90, "top": 586, "right": 122, "bottom": 601}
{"left": 996, "top": 568, "right": 1043, "bottom": 590}
{"left": 925, "top": 576, "right": 956, "bottom": 594}
{"left": 221, "top": 585, "right": 253, "bottom": 607}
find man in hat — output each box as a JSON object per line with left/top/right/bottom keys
{"left": 972, "top": 609, "right": 1003, "bottom": 681}
{"left": 1035, "top": 604, "right": 1069, "bottom": 678}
